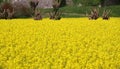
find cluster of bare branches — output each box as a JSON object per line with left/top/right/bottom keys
{"left": 0, "top": 9, "right": 15, "bottom": 19}
{"left": 34, "top": 10, "right": 42, "bottom": 20}
{"left": 88, "top": 8, "right": 99, "bottom": 20}
{"left": 29, "top": 0, "right": 63, "bottom": 20}
{"left": 0, "top": 0, "right": 64, "bottom": 20}
{"left": 49, "top": 11, "right": 62, "bottom": 20}
{"left": 49, "top": 0, "right": 62, "bottom": 20}
{"left": 0, "top": 10, "right": 5, "bottom": 19}
{"left": 102, "top": 9, "right": 111, "bottom": 20}
{"left": 88, "top": 8, "right": 111, "bottom": 20}
{"left": 29, "top": 0, "right": 42, "bottom": 20}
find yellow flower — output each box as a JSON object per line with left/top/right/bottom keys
{"left": 0, "top": 17, "right": 120, "bottom": 69}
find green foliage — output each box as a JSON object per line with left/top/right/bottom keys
{"left": 73, "top": 0, "right": 101, "bottom": 6}
{"left": 72, "top": 0, "right": 80, "bottom": 4}
{"left": 87, "top": 0, "right": 101, "bottom": 6}
{"left": 0, "top": 0, "right": 10, "bottom": 3}
{"left": 0, "top": 0, "right": 3, "bottom": 3}
{"left": 60, "top": 5, "right": 120, "bottom": 17}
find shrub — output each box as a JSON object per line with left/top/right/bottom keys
{"left": 49, "top": 0, "right": 62, "bottom": 20}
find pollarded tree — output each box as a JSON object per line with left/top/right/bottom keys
{"left": 0, "top": 1, "right": 15, "bottom": 19}
{"left": 53, "top": 0, "right": 61, "bottom": 14}
{"left": 88, "top": 8, "right": 99, "bottom": 20}
{"left": 29, "top": 0, "right": 43, "bottom": 20}
{"left": 49, "top": 0, "right": 63, "bottom": 20}
{"left": 102, "top": 9, "right": 111, "bottom": 20}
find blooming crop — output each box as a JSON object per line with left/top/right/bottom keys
{"left": 0, "top": 18, "right": 120, "bottom": 69}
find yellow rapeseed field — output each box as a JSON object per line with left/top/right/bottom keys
{"left": 0, "top": 18, "right": 120, "bottom": 69}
